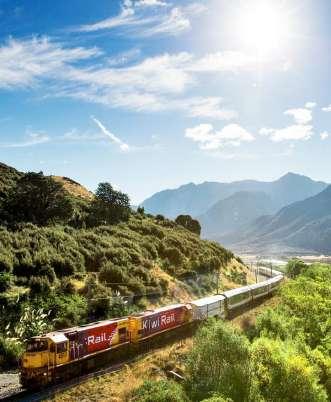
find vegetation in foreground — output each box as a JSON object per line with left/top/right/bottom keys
{"left": 132, "top": 261, "right": 331, "bottom": 402}
{"left": 0, "top": 164, "right": 245, "bottom": 370}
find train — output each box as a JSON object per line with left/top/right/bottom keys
{"left": 20, "top": 269, "right": 283, "bottom": 389}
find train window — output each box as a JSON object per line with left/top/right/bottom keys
{"left": 27, "top": 340, "right": 48, "bottom": 352}
{"left": 57, "top": 342, "right": 67, "bottom": 353}
{"left": 119, "top": 328, "right": 126, "bottom": 334}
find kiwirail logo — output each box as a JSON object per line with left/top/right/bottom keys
{"left": 143, "top": 312, "right": 176, "bottom": 331}
{"left": 87, "top": 331, "right": 116, "bottom": 346}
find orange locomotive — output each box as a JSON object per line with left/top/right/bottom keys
{"left": 20, "top": 304, "right": 192, "bottom": 388}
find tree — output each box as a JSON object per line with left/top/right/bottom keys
{"left": 250, "top": 337, "right": 328, "bottom": 402}
{"left": 5, "top": 172, "right": 74, "bottom": 226}
{"left": 175, "top": 215, "right": 201, "bottom": 236}
{"left": 89, "top": 182, "right": 130, "bottom": 226}
{"left": 185, "top": 320, "right": 252, "bottom": 401}
{"left": 286, "top": 259, "right": 307, "bottom": 278}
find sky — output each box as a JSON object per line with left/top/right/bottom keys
{"left": 1, "top": 0, "right": 331, "bottom": 204}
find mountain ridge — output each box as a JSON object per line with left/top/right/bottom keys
{"left": 141, "top": 172, "right": 328, "bottom": 220}
{"left": 218, "top": 184, "right": 331, "bottom": 254}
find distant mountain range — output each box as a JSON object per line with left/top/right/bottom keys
{"left": 141, "top": 172, "right": 330, "bottom": 254}
{"left": 218, "top": 185, "right": 331, "bottom": 254}
{"left": 198, "top": 191, "right": 274, "bottom": 238}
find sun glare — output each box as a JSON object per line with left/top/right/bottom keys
{"left": 237, "top": 1, "right": 291, "bottom": 56}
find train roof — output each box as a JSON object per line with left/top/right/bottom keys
{"left": 130, "top": 303, "right": 186, "bottom": 318}
{"left": 190, "top": 294, "right": 225, "bottom": 307}
{"left": 249, "top": 281, "right": 269, "bottom": 290}
{"left": 222, "top": 285, "right": 252, "bottom": 297}
{"left": 56, "top": 317, "right": 128, "bottom": 334}
{"left": 263, "top": 275, "right": 284, "bottom": 284}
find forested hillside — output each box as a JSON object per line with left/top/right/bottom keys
{"left": 0, "top": 163, "right": 246, "bottom": 369}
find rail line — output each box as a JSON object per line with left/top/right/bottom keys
{"left": 2, "top": 292, "right": 277, "bottom": 402}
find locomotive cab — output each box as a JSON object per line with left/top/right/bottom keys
{"left": 21, "top": 333, "right": 69, "bottom": 388}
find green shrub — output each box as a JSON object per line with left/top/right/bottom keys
{"left": 0, "top": 253, "right": 13, "bottom": 273}
{"left": 286, "top": 258, "right": 308, "bottom": 278}
{"left": 0, "top": 272, "right": 12, "bottom": 292}
{"left": 250, "top": 337, "right": 328, "bottom": 402}
{"left": 132, "top": 380, "right": 189, "bottom": 402}
{"left": 185, "top": 320, "right": 251, "bottom": 402}
{"left": 163, "top": 248, "right": 184, "bottom": 267}
{"left": 0, "top": 336, "right": 23, "bottom": 369}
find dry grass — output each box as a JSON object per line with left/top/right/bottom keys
{"left": 52, "top": 176, "right": 94, "bottom": 200}
{"left": 49, "top": 340, "right": 192, "bottom": 402}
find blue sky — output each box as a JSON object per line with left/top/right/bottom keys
{"left": 1, "top": 0, "right": 331, "bottom": 203}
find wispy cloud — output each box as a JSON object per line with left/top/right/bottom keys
{"left": 185, "top": 123, "right": 255, "bottom": 150}
{"left": 0, "top": 131, "right": 50, "bottom": 148}
{"left": 91, "top": 117, "right": 130, "bottom": 152}
{"left": 0, "top": 37, "right": 286, "bottom": 119}
{"left": 75, "top": 1, "right": 205, "bottom": 37}
{"left": 0, "top": 37, "right": 100, "bottom": 89}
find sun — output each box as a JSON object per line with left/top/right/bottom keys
{"left": 237, "top": 1, "right": 291, "bottom": 56}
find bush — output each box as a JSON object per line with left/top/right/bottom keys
{"left": 132, "top": 380, "right": 190, "bottom": 402}
{"left": 99, "top": 263, "right": 128, "bottom": 286}
{"left": 0, "top": 336, "right": 23, "bottom": 369}
{"left": 175, "top": 214, "right": 201, "bottom": 236}
{"left": 286, "top": 259, "right": 307, "bottom": 278}
{"left": 250, "top": 337, "right": 328, "bottom": 402}
{"left": 185, "top": 320, "right": 252, "bottom": 401}
{"left": 29, "top": 276, "right": 52, "bottom": 295}
{"left": 163, "top": 248, "right": 184, "bottom": 267}
{"left": 0, "top": 272, "right": 12, "bottom": 292}
{"left": 0, "top": 253, "right": 13, "bottom": 273}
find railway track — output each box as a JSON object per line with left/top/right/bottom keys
{"left": 1, "top": 294, "right": 276, "bottom": 402}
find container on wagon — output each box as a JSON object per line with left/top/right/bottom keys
{"left": 129, "top": 304, "right": 191, "bottom": 343}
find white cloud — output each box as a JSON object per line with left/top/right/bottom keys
{"left": 91, "top": 117, "right": 130, "bottom": 152}
{"left": 136, "top": 0, "right": 167, "bottom": 6}
{"left": 61, "top": 129, "right": 105, "bottom": 142}
{"left": 320, "top": 131, "right": 329, "bottom": 140}
{"left": 185, "top": 123, "right": 255, "bottom": 150}
{"left": 284, "top": 108, "right": 312, "bottom": 125}
{"left": 190, "top": 51, "right": 258, "bottom": 72}
{"left": 76, "top": 1, "right": 205, "bottom": 37}
{"left": 0, "top": 37, "right": 285, "bottom": 119}
{"left": 322, "top": 104, "right": 331, "bottom": 112}
{"left": 259, "top": 125, "right": 313, "bottom": 142}
{"left": 305, "top": 102, "right": 316, "bottom": 109}
{"left": 0, "top": 131, "right": 50, "bottom": 148}
{"left": 0, "top": 37, "right": 99, "bottom": 89}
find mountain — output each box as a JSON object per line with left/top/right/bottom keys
{"left": 219, "top": 185, "right": 331, "bottom": 254}
{"left": 198, "top": 191, "right": 274, "bottom": 238}
{"left": 141, "top": 173, "right": 328, "bottom": 219}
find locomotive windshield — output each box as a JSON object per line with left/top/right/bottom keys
{"left": 26, "top": 339, "right": 48, "bottom": 352}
